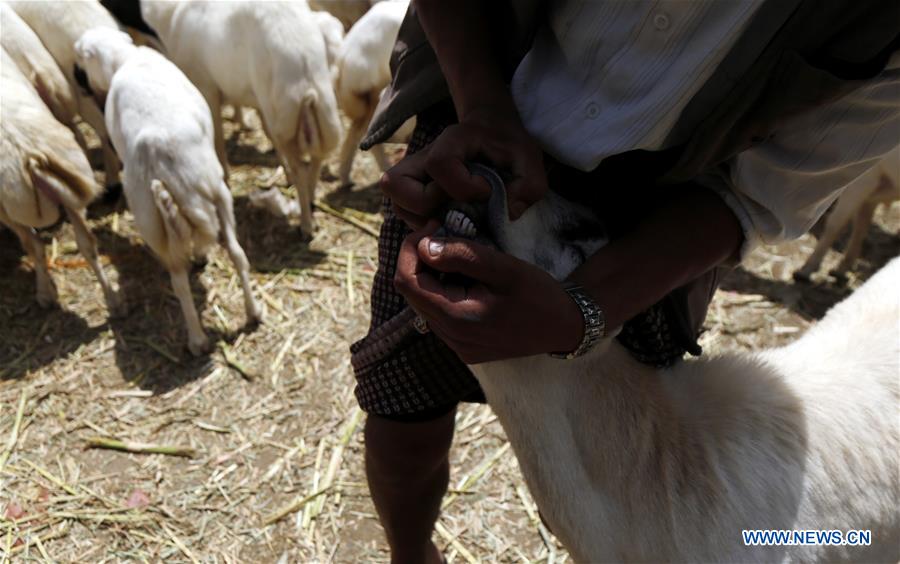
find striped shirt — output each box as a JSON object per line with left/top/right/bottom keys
{"left": 510, "top": 0, "right": 900, "bottom": 256}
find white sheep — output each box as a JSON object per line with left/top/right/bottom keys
{"left": 0, "top": 48, "right": 122, "bottom": 315}
{"left": 334, "top": 0, "right": 408, "bottom": 187}
{"left": 0, "top": 3, "right": 86, "bottom": 150}
{"left": 7, "top": 0, "right": 124, "bottom": 194}
{"left": 794, "top": 148, "right": 900, "bottom": 281}
{"left": 140, "top": 0, "right": 342, "bottom": 237}
{"left": 436, "top": 167, "right": 899, "bottom": 562}
{"left": 312, "top": 9, "right": 345, "bottom": 71}
{"left": 307, "top": 0, "right": 379, "bottom": 29}
{"left": 74, "top": 28, "right": 260, "bottom": 356}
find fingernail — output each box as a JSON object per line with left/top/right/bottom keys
{"left": 427, "top": 238, "right": 444, "bottom": 257}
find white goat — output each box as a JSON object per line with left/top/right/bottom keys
{"left": 308, "top": 0, "right": 379, "bottom": 29}
{"left": 0, "top": 49, "right": 122, "bottom": 315}
{"left": 74, "top": 28, "right": 260, "bottom": 356}
{"left": 795, "top": 148, "right": 900, "bottom": 281}
{"left": 0, "top": 3, "right": 85, "bottom": 149}
{"left": 334, "top": 0, "right": 408, "bottom": 186}
{"left": 440, "top": 167, "right": 899, "bottom": 562}
{"left": 141, "top": 0, "right": 342, "bottom": 237}
{"left": 7, "top": 0, "right": 124, "bottom": 193}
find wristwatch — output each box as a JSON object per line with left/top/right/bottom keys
{"left": 550, "top": 284, "right": 606, "bottom": 359}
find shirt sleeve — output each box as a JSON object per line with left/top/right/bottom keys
{"left": 700, "top": 58, "right": 900, "bottom": 260}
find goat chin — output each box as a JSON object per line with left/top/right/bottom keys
{"left": 462, "top": 182, "right": 899, "bottom": 562}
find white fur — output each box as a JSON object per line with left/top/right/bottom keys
{"left": 307, "top": 0, "right": 380, "bottom": 29}
{"left": 0, "top": 3, "right": 83, "bottom": 146}
{"left": 311, "top": 9, "right": 344, "bottom": 70}
{"left": 334, "top": 0, "right": 409, "bottom": 186}
{"left": 795, "top": 148, "right": 900, "bottom": 280}
{"left": 0, "top": 48, "right": 121, "bottom": 315}
{"left": 74, "top": 28, "right": 260, "bottom": 356}
{"left": 7, "top": 0, "right": 123, "bottom": 189}
{"left": 467, "top": 193, "right": 900, "bottom": 562}
{"left": 141, "top": 0, "right": 342, "bottom": 236}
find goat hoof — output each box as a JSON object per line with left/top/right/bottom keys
{"left": 36, "top": 292, "right": 58, "bottom": 309}
{"left": 828, "top": 268, "right": 849, "bottom": 283}
{"left": 102, "top": 182, "right": 123, "bottom": 204}
{"left": 246, "top": 304, "right": 263, "bottom": 326}
{"left": 108, "top": 294, "right": 128, "bottom": 318}
{"left": 792, "top": 270, "right": 812, "bottom": 283}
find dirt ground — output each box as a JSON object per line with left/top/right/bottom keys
{"left": 1, "top": 111, "right": 898, "bottom": 563}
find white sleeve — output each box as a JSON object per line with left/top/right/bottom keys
{"left": 702, "top": 57, "right": 900, "bottom": 260}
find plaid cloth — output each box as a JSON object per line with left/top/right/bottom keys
{"left": 350, "top": 105, "right": 714, "bottom": 421}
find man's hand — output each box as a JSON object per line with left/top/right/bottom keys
{"left": 381, "top": 108, "right": 547, "bottom": 229}
{"left": 394, "top": 222, "right": 583, "bottom": 364}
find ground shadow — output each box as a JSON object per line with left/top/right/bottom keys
{"left": 722, "top": 221, "right": 899, "bottom": 321}
{"left": 91, "top": 226, "right": 246, "bottom": 393}
{"left": 0, "top": 230, "right": 106, "bottom": 380}
{"left": 232, "top": 195, "right": 328, "bottom": 274}
{"left": 322, "top": 179, "right": 384, "bottom": 216}
{"left": 225, "top": 135, "right": 280, "bottom": 168}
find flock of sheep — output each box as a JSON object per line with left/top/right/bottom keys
{"left": 1, "top": 0, "right": 407, "bottom": 355}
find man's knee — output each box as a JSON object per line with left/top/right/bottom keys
{"left": 364, "top": 410, "right": 456, "bottom": 478}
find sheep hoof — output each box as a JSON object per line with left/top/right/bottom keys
{"left": 102, "top": 182, "right": 123, "bottom": 204}
{"left": 108, "top": 293, "right": 129, "bottom": 318}
{"left": 188, "top": 336, "right": 212, "bottom": 357}
{"left": 36, "top": 289, "right": 58, "bottom": 309}
{"left": 828, "top": 268, "right": 849, "bottom": 283}
{"left": 792, "top": 270, "right": 812, "bottom": 283}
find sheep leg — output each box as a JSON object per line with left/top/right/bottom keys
{"left": 831, "top": 201, "right": 877, "bottom": 278}
{"left": 64, "top": 207, "right": 125, "bottom": 317}
{"left": 202, "top": 88, "right": 229, "bottom": 177}
{"left": 216, "top": 190, "right": 261, "bottom": 324}
{"left": 298, "top": 156, "right": 323, "bottom": 237}
{"left": 794, "top": 192, "right": 858, "bottom": 280}
{"left": 169, "top": 266, "right": 210, "bottom": 356}
{"left": 6, "top": 222, "right": 56, "bottom": 307}
{"left": 371, "top": 143, "right": 391, "bottom": 172}
{"left": 337, "top": 117, "right": 368, "bottom": 187}
{"left": 79, "top": 97, "right": 122, "bottom": 189}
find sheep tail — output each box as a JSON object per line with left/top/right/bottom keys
{"left": 300, "top": 87, "right": 341, "bottom": 156}
{"left": 26, "top": 152, "right": 99, "bottom": 211}
{"left": 151, "top": 179, "right": 192, "bottom": 258}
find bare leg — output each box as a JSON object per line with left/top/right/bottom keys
{"left": 65, "top": 206, "right": 125, "bottom": 316}
{"left": 169, "top": 266, "right": 210, "bottom": 356}
{"left": 7, "top": 222, "right": 56, "bottom": 307}
{"left": 365, "top": 411, "right": 454, "bottom": 564}
{"left": 215, "top": 189, "right": 261, "bottom": 323}
{"left": 832, "top": 202, "right": 877, "bottom": 277}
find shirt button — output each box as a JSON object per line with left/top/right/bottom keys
{"left": 585, "top": 101, "right": 600, "bottom": 119}
{"left": 653, "top": 12, "right": 670, "bottom": 31}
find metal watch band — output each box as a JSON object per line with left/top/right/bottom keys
{"left": 549, "top": 285, "right": 606, "bottom": 359}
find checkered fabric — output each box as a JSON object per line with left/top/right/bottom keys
{"left": 350, "top": 105, "right": 709, "bottom": 421}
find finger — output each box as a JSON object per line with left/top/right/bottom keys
{"left": 424, "top": 126, "right": 492, "bottom": 203}
{"left": 392, "top": 205, "right": 429, "bottom": 230}
{"left": 381, "top": 170, "right": 447, "bottom": 219}
{"left": 416, "top": 236, "right": 513, "bottom": 290}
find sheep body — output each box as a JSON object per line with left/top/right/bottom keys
{"left": 795, "top": 148, "right": 900, "bottom": 280}
{"left": 334, "top": 0, "right": 408, "bottom": 186}
{"left": 141, "top": 0, "right": 342, "bottom": 236}
{"left": 460, "top": 172, "right": 899, "bottom": 562}
{"left": 0, "top": 3, "right": 82, "bottom": 145}
{"left": 0, "top": 49, "right": 121, "bottom": 314}
{"left": 75, "top": 28, "right": 260, "bottom": 355}
{"left": 7, "top": 0, "right": 124, "bottom": 191}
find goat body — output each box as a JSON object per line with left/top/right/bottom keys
{"left": 334, "top": 0, "right": 409, "bottom": 186}
{"left": 141, "top": 0, "right": 342, "bottom": 236}
{"left": 0, "top": 49, "right": 121, "bottom": 315}
{"left": 795, "top": 148, "right": 900, "bottom": 280}
{"left": 75, "top": 29, "right": 260, "bottom": 355}
{"left": 451, "top": 169, "right": 899, "bottom": 562}
{"left": 7, "top": 0, "right": 124, "bottom": 190}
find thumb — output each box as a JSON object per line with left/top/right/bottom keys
{"left": 417, "top": 236, "right": 514, "bottom": 289}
